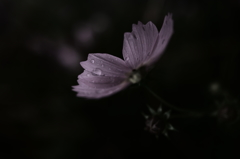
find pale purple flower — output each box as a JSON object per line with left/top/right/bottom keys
{"left": 72, "top": 13, "right": 174, "bottom": 99}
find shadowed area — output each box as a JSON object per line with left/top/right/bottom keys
{"left": 1, "top": 0, "right": 240, "bottom": 158}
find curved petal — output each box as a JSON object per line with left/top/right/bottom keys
{"left": 72, "top": 80, "right": 130, "bottom": 99}
{"left": 122, "top": 21, "right": 158, "bottom": 69}
{"left": 144, "top": 13, "right": 174, "bottom": 66}
{"left": 81, "top": 53, "right": 131, "bottom": 78}
{"left": 78, "top": 70, "right": 126, "bottom": 88}
{"left": 73, "top": 53, "right": 132, "bottom": 99}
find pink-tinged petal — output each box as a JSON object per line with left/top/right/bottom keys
{"left": 77, "top": 70, "right": 127, "bottom": 88}
{"left": 81, "top": 53, "right": 131, "bottom": 78}
{"left": 144, "top": 13, "right": 174, "bottom": 66}
{"left": 122, "top": 21, "right": 158, "bottom": 69}
{"left": 72, "top": 81, "right": 130, "bottom": 99}
{"left": 73, "top": 53, "right": 132, "bottom": 99}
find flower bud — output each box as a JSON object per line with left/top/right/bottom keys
{"left": 145, "top": 116, "right": 167, "bottom": 134}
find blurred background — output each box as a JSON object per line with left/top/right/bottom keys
{"left": 1, "top": 0, "right": 240, "bottom": 158}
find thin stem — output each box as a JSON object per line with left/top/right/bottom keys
{"left": 142, "top": 84, "right": 206, "bottom": 117}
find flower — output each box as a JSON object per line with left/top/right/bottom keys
{"left": 72, "top": 13, "right": 174, "bottom": 99}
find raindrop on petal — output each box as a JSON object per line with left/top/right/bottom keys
{"left": 92, "top": 68, "right": 103, "bottom": 75}
{"left": 91, "top": 59, "right": 95, "bottom": 63}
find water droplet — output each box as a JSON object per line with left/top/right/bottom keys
{"left": 92, "top": 68, "right": 103, "bottom": 75}
{"left": 91, "top": 59, "right": 95, "bottom": 63}
{"left": 125, "top": 57, "right": 129, "bottom": 61}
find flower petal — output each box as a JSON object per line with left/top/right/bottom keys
{"left": 73, "top": 53, "right": 132, "bottom": 99}
{"left": 122, "top": 21, "right": 158, "bottom": 69}
{"left": 78, "top": 70, "right": 127, "bottom": 88}
{"left": 80, "top": 53, "right": 131, "bottom": 78}
{"left": 72, "top": 80, "right": 130, "bottom": 99}
{"left": 144, "top": 13, "right": 174, "bottom": 66}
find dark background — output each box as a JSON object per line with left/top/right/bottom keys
{"left": 1, "top": 0, "right": 240, "bottom": 158}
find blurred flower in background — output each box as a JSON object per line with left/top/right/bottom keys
{"left": 57, "top": 44, "right": 82, "bottom": 70}
{"left": 217, "top": 100, "right": 239, "bottom": 124}
{"left": 27, "top": 36, "right": 82, "bottom": 71}
{"left": 209, "top": 82, "right": 240, "bottom": 125}
{"left": 74, "top": 13, "right": 111, "bottom": 48}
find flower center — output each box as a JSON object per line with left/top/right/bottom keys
{"left": 129, "top": 70, "right": 141, "bottom": 84}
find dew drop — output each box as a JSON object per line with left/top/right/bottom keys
{"left": 125, "top": 57, "right": 129, "bottom": 61}
{"left": 91, "top": 59, "right": 95, "bottom": 63}
{"left": 92, "top": 68, "right": 103, "bottom": 75}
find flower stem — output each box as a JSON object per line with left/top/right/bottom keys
{"left": 142, "top": 84, "right": 206, "bottom": 117}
